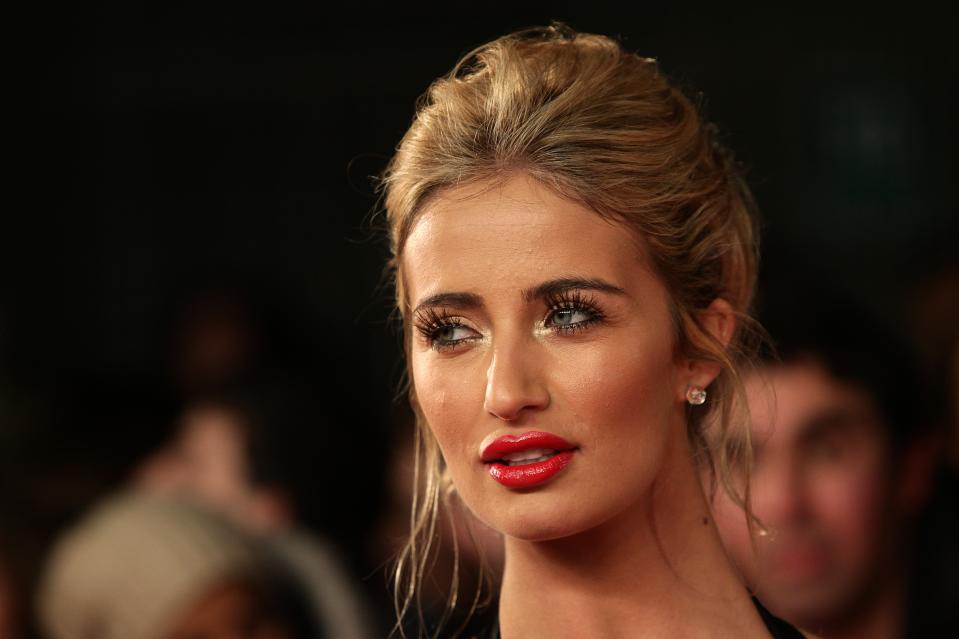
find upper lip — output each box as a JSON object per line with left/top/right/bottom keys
{"left": 480, "top": 431, "right": 576, "bottom": 462}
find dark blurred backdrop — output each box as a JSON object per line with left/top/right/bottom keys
{"left": 2, "top": 1, "right": 957, "bottom": 635}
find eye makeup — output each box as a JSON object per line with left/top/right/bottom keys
{"left": 412, "top": 307, "right": 479, "bottom": 353}
{"left": 542, "top": 288, "right": 606, "bottom": 335}
{"left": 412, "top": 287, "right": 612, "bottom": 353}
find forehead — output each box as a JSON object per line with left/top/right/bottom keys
{"left": 401, "top": 173, "right": 651, "bottom": 305}
{"left": 745, "top": 359, "right": 884, "bottom": 448}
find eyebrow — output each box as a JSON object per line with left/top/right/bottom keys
{"left": 411, "top": 277, "right": 627, "bottom": 315}
{"left": 522, "top": 277, "right": 627, "bottom": 303}
{"left": 411, "top": 292, "right": 484, "bottom": 315}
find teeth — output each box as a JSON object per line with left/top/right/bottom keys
{"left": 502, "top": 448, "right": 556, "bottom": 464}
{"left": 504, "top": 455, "right": 554, "bottom": 466}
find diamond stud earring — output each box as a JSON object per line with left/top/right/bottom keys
{"left": 685, "top": 385, "right": 707, "bottom": 405}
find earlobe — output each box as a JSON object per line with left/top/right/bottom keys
{"left": 679, "top": 360, "right": 723, "bottom": 403}
{"left": 685, "top": 385, "right": 708, "bottom": 405}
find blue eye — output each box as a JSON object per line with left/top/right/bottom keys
{"left": 432, "top": 324, "right": 474, "bottom": 344}
{"left": 413, "top": 308, "right": 480, "bottom": 353}
{"left": 542, "top": 290, "right": 605, "bottom": 334}
{"left": 550, "top": 308, "right": 592, "bottom": 327}
{"left": 545, "top": 305, "right": 603, "bottom": 334}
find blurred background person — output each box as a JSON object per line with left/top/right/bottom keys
{"left": 708, "top": 290, "right": 955, "bottom": 638}
{"left": 135, "top": 380, "right": 376, "bottom": 639}
{"left": 157, "top": 285, "right": 388, "bottom": 555}
{"left": 1, "top": 4, "right": 956, "bottom": 637}
{"left": 38, "top": 491, "right": 312, "bottom": 639}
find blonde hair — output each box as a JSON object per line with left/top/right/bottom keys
{"left": 377, "top": 22, "right": 762, "bottom": 637}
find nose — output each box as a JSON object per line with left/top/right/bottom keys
{"left": 483, "top": 332, "right": 550, "bottom": 422}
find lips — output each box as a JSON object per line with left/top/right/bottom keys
{"left": 481, "top": 431, "right": 577, "bottom": 489}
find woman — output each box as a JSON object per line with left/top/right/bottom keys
{"left": 379, "top": 23, "right": 801, "bottom": 638}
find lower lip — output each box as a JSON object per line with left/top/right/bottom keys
{"left": 487, "top": 451, "right": 575, "bottom": 489}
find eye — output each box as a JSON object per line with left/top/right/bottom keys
{"left": 432, "top": 323, "right": 475, "bottom": 344}
{"left": 428, "top": 322, "right": 480, "bottom": 352}
{"left": 413, "top": 308, "right": 480, "bottom": 352}
{"left": 543, "top": 290, "right": 605, "bottom": 334}
{"left": 549, "top": 308, "right": 593, "bottom": 327}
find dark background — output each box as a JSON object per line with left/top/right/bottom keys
{"left": 2, "top": 1, "right": 957, "bottom": 633}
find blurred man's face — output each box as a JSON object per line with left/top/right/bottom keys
{"left": 711, "top": 359, "right": 893, "bottom": 629}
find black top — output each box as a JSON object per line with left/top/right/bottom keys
{"left": 478, "top": 596, "right": 804, "bottom": 638}
{"left": 752, "top": 597, "right": 806, "bottom": 639}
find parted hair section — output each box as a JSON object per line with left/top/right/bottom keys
{"left": 377, "top": 22, "right": 763, "bottom": 635}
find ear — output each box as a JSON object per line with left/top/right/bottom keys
{"left": 676, "top": 298, "right": 738, "bottom": 402}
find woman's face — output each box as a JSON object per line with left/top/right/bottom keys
{"left": 402, "top": 172, "right": 697, "bottom": 541}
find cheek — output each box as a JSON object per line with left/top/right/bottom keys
{"left": 549, "top": 334, "right": 681, "bottom": 525}
{"left": 562, "top": 337, "right": 678, "bottom": 455}
{"left": 809, "top": 461, "right": 886, "bottom": 551}
{"left": 410, "top": 355, "right": 484, "bottom": 468}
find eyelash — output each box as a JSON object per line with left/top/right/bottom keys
{"left": 413, "top": 308, "right": 476, "bottom": 352}
{"left": 413, "top": 290, "right": 606, "bottom": 352}
{"left": 543, "top": 289, "right": 605, "bottom": 334}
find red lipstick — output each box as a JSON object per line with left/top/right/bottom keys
{"left": 481, "top": 431, "right": 576, "bottom": 489}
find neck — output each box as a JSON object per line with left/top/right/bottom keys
{"left": 498, "top": 421, "right": 771, "bottom": 639}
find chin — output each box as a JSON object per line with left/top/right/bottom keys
{"left": 476, "top": 492, "right": 611, "bottom": 543}
{"left": 499, "top": 518, "right": 582, "bottom": 542}
{"left": 759, "top": 580, "right": 858, "bottom": 631}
